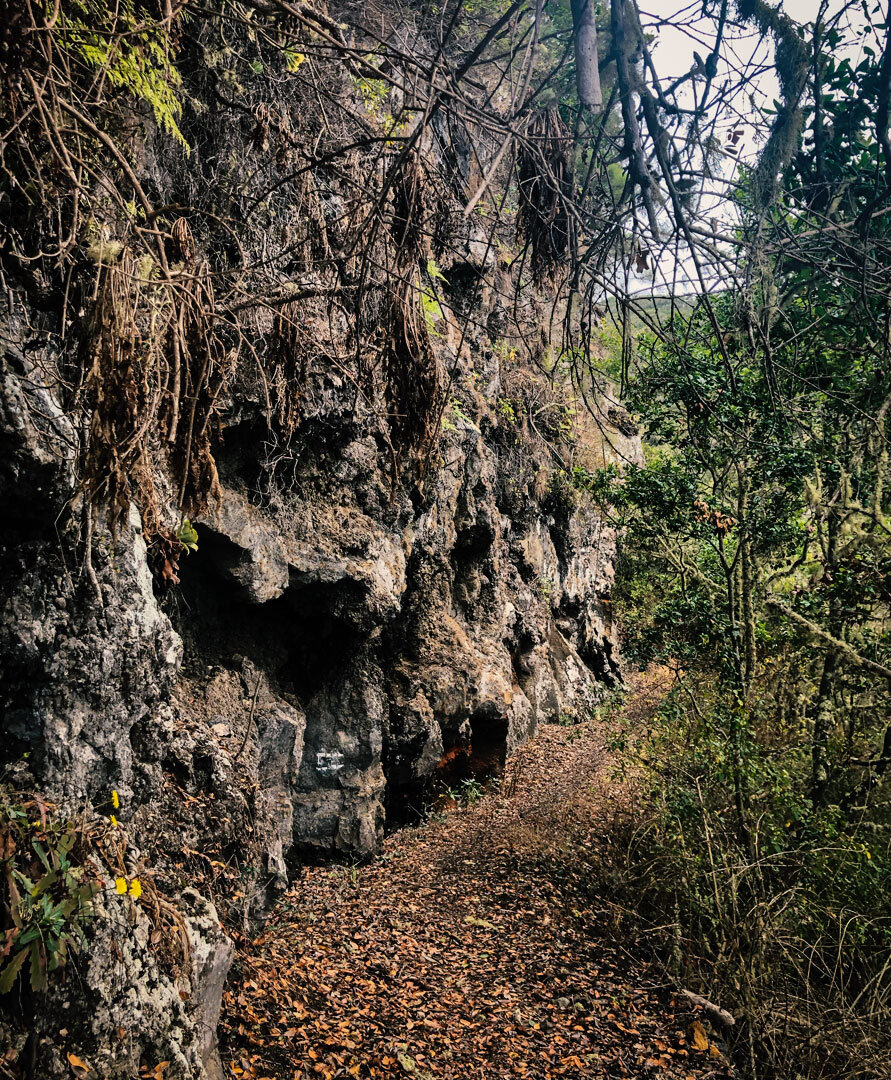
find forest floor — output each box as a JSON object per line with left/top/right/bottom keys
{"left": 219, "top": 672, "right": 733, "bottom": 1080}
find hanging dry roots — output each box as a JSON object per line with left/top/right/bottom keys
{"left": 80, "top": 218, "right": 232, "bottom": 534}
{"left": 267, "top": 300, "right": 307, "bottom": 434}
{"left": 165, "top": 226, "right": 231, "bottom": 514}
{"left": 384, "top": 265, "right": 440, "bottom": 450}
{"left": 80, "top": 250, "right": 160, "bottom": 529}
{"left": 517, "top": 108, "right": 573, "bottom": 281}
{"left": 380, "top": 149, "right": 440, "bottom": 451}
{"left": 390, "top": 149, "right": 431, "bottom": 258}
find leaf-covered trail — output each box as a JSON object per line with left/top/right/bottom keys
{"left": 220, "top": 679, "right": 732, "bottom": 1080}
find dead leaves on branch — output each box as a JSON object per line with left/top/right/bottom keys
{"left": 383, "top": 152, "right": 441, "bottom": 454}
{"left": 517, "top": 109, "right": 573, "bottom": 283}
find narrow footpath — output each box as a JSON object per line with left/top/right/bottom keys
{"left": 220, "top": 678, "right": 732, "bottom": 1080}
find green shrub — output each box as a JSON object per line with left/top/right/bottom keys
{"left": 599, "top": 680, "right": 891, "bottom": 1079}
{"left": 0, "top": 793, "right": 102, "bottom": 993}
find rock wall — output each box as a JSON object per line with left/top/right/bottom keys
{"left": 0, "top": 4, "right": 638, "bottom": 1075}
{"left": 1, "top": 305, "right": 630, "bottom": 1077}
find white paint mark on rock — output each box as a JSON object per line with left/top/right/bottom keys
{"left": 316, "top": 750, "right": 345, "bottom": 775}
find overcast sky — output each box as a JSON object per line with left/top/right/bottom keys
{"left": 626, "top": 1, "right": 870, "bottom": 295}
{"left": 641, "top": 0, "right": 866, "bottom": 127}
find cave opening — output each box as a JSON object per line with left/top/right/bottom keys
{"left": 169, "top": 525, "right": 361, "bottom": 704}
{"left": 385, "top": 703, "right": 509, "bottom": 830}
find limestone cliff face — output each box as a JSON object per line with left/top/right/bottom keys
{"left": 2, "top": 282, "right": 625, "bottom": 866}
{"left": 1, "top": 306, "right": 630, "bottom": 1077}
{"left": 0, "top": 5, "right": 637, "bottom": 1075}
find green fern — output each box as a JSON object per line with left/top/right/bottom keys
{"left": 57, "top": 0, "right": 189, "bottom": 151}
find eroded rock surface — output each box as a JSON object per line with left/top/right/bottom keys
{"left": 0, "top": 7, "right": 636, "bottom": 1076}
{"left": 1, "top": 293, "right": 629, "bottom": 1077}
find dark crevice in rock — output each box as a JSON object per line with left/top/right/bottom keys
{"left": 170, "top": 524, "right": 361, "bottom": 705}
{"left": 579, "top": 632, "right": 619, "bottom": 688}
{"left": 468, "top": 705, "right": 509, "bottom": 778}
{"left": 442, "top": 261, "right": 484, "bottom": 316}
{"left": 383, "top": 700, "right": 510, "bottom": 829}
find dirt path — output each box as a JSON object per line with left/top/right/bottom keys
{"left": 220, "top": 680, "right": 731, "bottom": 1080}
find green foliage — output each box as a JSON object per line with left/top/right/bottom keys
{"left": 597, "top": 283, "right": 891, "bottom": 697}
{"left": 353, "top": 73, "right": 389, "bottom": 120}
{"left": 0, "top": 794, "right": 101, "bottom": 994}
{"left": 449, "top": 398, "right": 474, "bottom": 428}
{"left": 593, "top": 35, "right": 891, "bottom": 1062}
{"left": 535, "top": 575, "right": 555, "bottom": 601}
{"left": 420, "top": 259, "right": 448, "bottom": 336}
{"left": 603, "top": 682, "right": 891, "bottom": 1075}
{"left": 589, "top": 653, "right": 891, "bottom": 1080}
{"left": 350, "top": 68, "right": 408, "bottom": 140}
{"left": 425, "top": 258, "right": 447, "bottom": 284}
{"left": 57, "top": 0, "right": 188, "bottom": 149}
{"left": 567, "top": 462, "right": 599, "bottom": 494}
{"left": 176, "top": 518, "right": 199, "bottom": 553}
{"left": 441, "top": 778, "right": 485, "bottom": 806}
{"left": 420, "top": 290, "right": 444, "bottom": 336}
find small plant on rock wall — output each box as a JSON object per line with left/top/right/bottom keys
{"left": 0, "top": 793, "right": 102, "bottom": 993}
{"left": 497, "top": 397, "right": 519, "bottom": 423}
{"left": 147, "top": 518, "right": 199, "bottom": 587}
{"left": 176, "top": 518, "right": 199, "bottom": 552}
{"left": 569, "top": 463, "right": 597, "bottom": 493}
{"left": 536, "top": 576, "right": 555, "bottom": 602}
{"left": 449, "top": 398, "right": 476, "bottom": 429}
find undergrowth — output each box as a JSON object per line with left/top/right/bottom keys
{"left": 0, "top": 788, "right": 192, "bottom": 1000}
{"left": 595, "top": 673, "right": 891, "bottom": 1080}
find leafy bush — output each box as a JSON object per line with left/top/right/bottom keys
{"left": 591, "top": 279, "right": 891, "bottom": 1076}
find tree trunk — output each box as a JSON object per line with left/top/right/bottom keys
{"left": 811, "top": 647, "right": 838, "bottom": 806}
{"left": 571, "top": 0, "right": 602, "bottom": 111}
